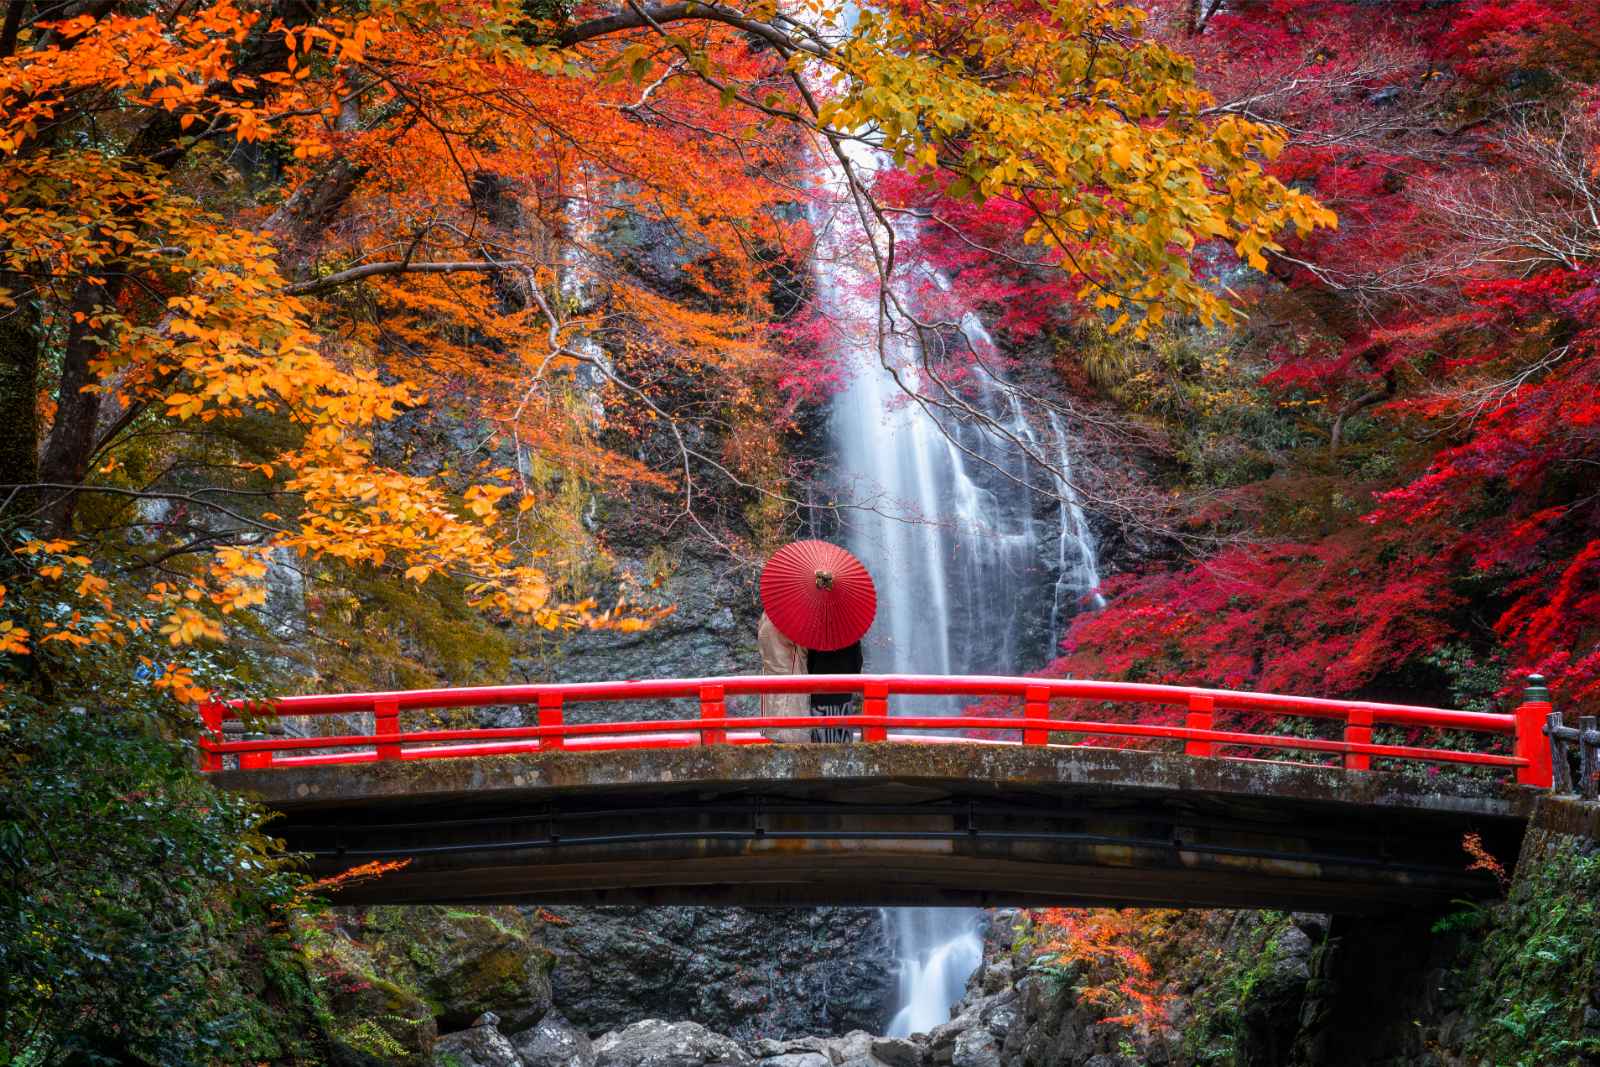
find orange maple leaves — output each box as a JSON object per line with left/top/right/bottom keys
{"left": 1032, "top": 907, "right": 1176, "bottom": 1034}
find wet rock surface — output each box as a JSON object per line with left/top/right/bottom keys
{"left": 436, "top": 1014, "right": 525, "bottom": 1067}
{"left": 512, "top": 1011, "right": 597, "bottom": 1067}
{"left": 534, "top": 906, "right": 895, "bottom": 1040}
{"left": 594, "top": 1020, "right": 752, "bottom": 1067}
{"left": 436, "top": 1022, "right": 928, "bottom": 1067}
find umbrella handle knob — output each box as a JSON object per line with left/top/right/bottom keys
{"left": 813, "top": 569, "right": 834, "bottom": 590}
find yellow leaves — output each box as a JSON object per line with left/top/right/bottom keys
{"left": 1234, "top": 229, "right": 1274, "bottom": 272}
{"left": 207, "top": 547, "right": 271, "bottom": 615}
{"left": 463, "top": 483, "right": 514, "bottom": 524}
{"left": 19, "top": 539, "right": 74, "bottom": 555}
{"left": 1, "top": 0, "right": 802, "bottom": 672}
{"left": 814, "top": 0, "right": 1336, "bottom": 334}
{"left": 149, "top": 662, "right": 210, "bottom": 705}
{"left": 74, "top": 573, "right": 109, "bottom": 599}
{"left": 160, "top": 606, "right": 225, "bottom": 646}
{"left": 0, "top": 619, "right": 29, "bottom": 656}
{"left": 213, "top": 547, "right": 268, "bottom": 581}
{"left": 164, "top": 392, "right": 208, "bottom": 420}
{"left": 275, "top": 441, "right": 598, "bottom": 627}
{"left": 211, "top": 583, "right": 268, "bottom": 614}
{"left": 465, "top": 567, "right": 553, "bottom": 622}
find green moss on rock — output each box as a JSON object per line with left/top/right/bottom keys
{"left": 1460, "top": 813, "right": 1600, "bottom": 1067}
{"left": 354, "top": 905, "right": 556, "bottom": 1030}
{"left": 296, "top": 913, "right": 439, "bottom": 1066}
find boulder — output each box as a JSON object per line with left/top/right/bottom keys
{"left": 433, "top": 1019, "right": 524, "bottom": 1067}
{"left": 824, "top": 1032, "right": 877, "bottom": 1064}
{"left": 746, "top": 1038, "right": 831, "bottom": 1060}
{"left": 753, "top": 1053, "right": 831, "bottom": 1067}
{"left": 926, "top": 1011, "right": 976, "bottom": 1059}
{"left": 594, "top": 1020, "right": 752, "bottom": 1067}
{"left": 511, "top": 1011, "right": 596, "bottom": 1067}
{"left": 297, "top": 915, "right": 438, "bottom": 1066}
{"left": 358, "top": 906, "right": 556, "bottom": 1031}
{"left": 835, "top": 1057, "right": 887, "bottom": 1067}
{"left": 868, "top": 1038, "right": 924, "bottom": 1067}
{"left": 950, "top": 1029, "right": 1000, "bottom": 1067}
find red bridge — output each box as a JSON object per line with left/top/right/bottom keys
{"left": 206, "top": 675, "right": 1558, "bottom": 913}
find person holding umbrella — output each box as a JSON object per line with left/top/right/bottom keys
{"left": 756, "top": 611, "right": 810, "bottom": 742}
{"left": 758, "top": 540, "right": 877, "bottom": 743}
{"left": 806, "top": 634, "right": 864, "bottom": 743}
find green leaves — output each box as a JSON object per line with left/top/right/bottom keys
{"left": 1, "top": 697, "right": 313, "bottom": 1065}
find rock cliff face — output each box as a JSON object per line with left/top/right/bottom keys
{"left": 307, "top": 904, "right": 895, "bottom": 1064}
{"left": 300, "top": 905, "right": 556, "bottom": 1066}
{"left": 521, "top": 543, "right": 759, "bottom": 691}
{"left": 533, "top": 907, "right": 895, "bottom": 1040}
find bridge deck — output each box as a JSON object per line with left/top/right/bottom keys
{"left": 223, "top": 741, "right": 1534, "bottom": 913}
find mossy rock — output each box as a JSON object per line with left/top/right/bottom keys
{"left": 298, "top": 915, "right": 439, "bottom": 1066}
{"left": 359, "top": 905, "right": 556, "bottom": 1031}
{"left": 1459, "top": 827, "right": 1600, "bottom": 1067}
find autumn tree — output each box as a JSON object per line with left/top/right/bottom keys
{"left": 1007, "top": 2, "right": 1600, "bottom": 715}
{"left": 0, "top": 0, "right": 1333, "bottom": 697}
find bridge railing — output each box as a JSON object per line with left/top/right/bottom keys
{"left": 198, "top": 674, "right": 1556, "bottom": 787}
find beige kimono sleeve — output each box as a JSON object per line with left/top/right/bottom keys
{"left": 757, "top": 612, "right": 812, "bottom": 741}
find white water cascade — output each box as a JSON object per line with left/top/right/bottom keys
{"left": 808, "top": 131, "right": 1104, "bottom": 1034}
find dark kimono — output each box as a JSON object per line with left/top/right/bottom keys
{"left": 806, "top": 642, "right": 863, "bottom": 742}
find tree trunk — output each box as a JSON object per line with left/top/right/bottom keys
{"left": 1188, "top": 0, "right": 1223, "bottom": 35}
{"left": 0, "top": 275, "right": 40, "bottom": 505}
{"left": 35, "top": 277, "right": 126, "bottom": 532}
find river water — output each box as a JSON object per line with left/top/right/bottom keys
{"left": 807, "top": 135, "right": 1104, "bottom": 1035}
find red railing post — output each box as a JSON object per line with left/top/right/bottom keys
{"left": 862, "top": 682, "right": 889, "bottom": 742}
{"left": 1514, "top": 674, "right": 1555, "bottom": 788}
{"left": 198, "top": 699, "right": 223, "bottom": 772}
{"left": 538, "top": 692, "right": 565, "bottom": 751}
{"left": 1185, "top": 694, "right": 1214, "bottom": 757}
{"left": 699, "top": 684, "right": 727, "bottom": 746}
{"left": 375, "top": 698, "right": 401, "bottom": 761}
{"left": 1024, "top": 686, "right": 1050, "bottom": 746}
{"left": 1344, "top": 707, "right": 1373, "bottom": 771}
{"left": 239, "top": 731, "right": 274, "bottom": 770}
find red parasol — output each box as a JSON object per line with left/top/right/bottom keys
{"left": 759, "top": 540, "right": 877, "bottom": 651}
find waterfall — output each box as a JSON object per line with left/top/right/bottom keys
{"left": 884, "top": 909, "right": 985, "bottom": 1037}
{"left": 809, "top": 134, "right": 1103, "bottom": 1034}
{"left": 1046, "top": 412, "right": 1107, "bottom": 644}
